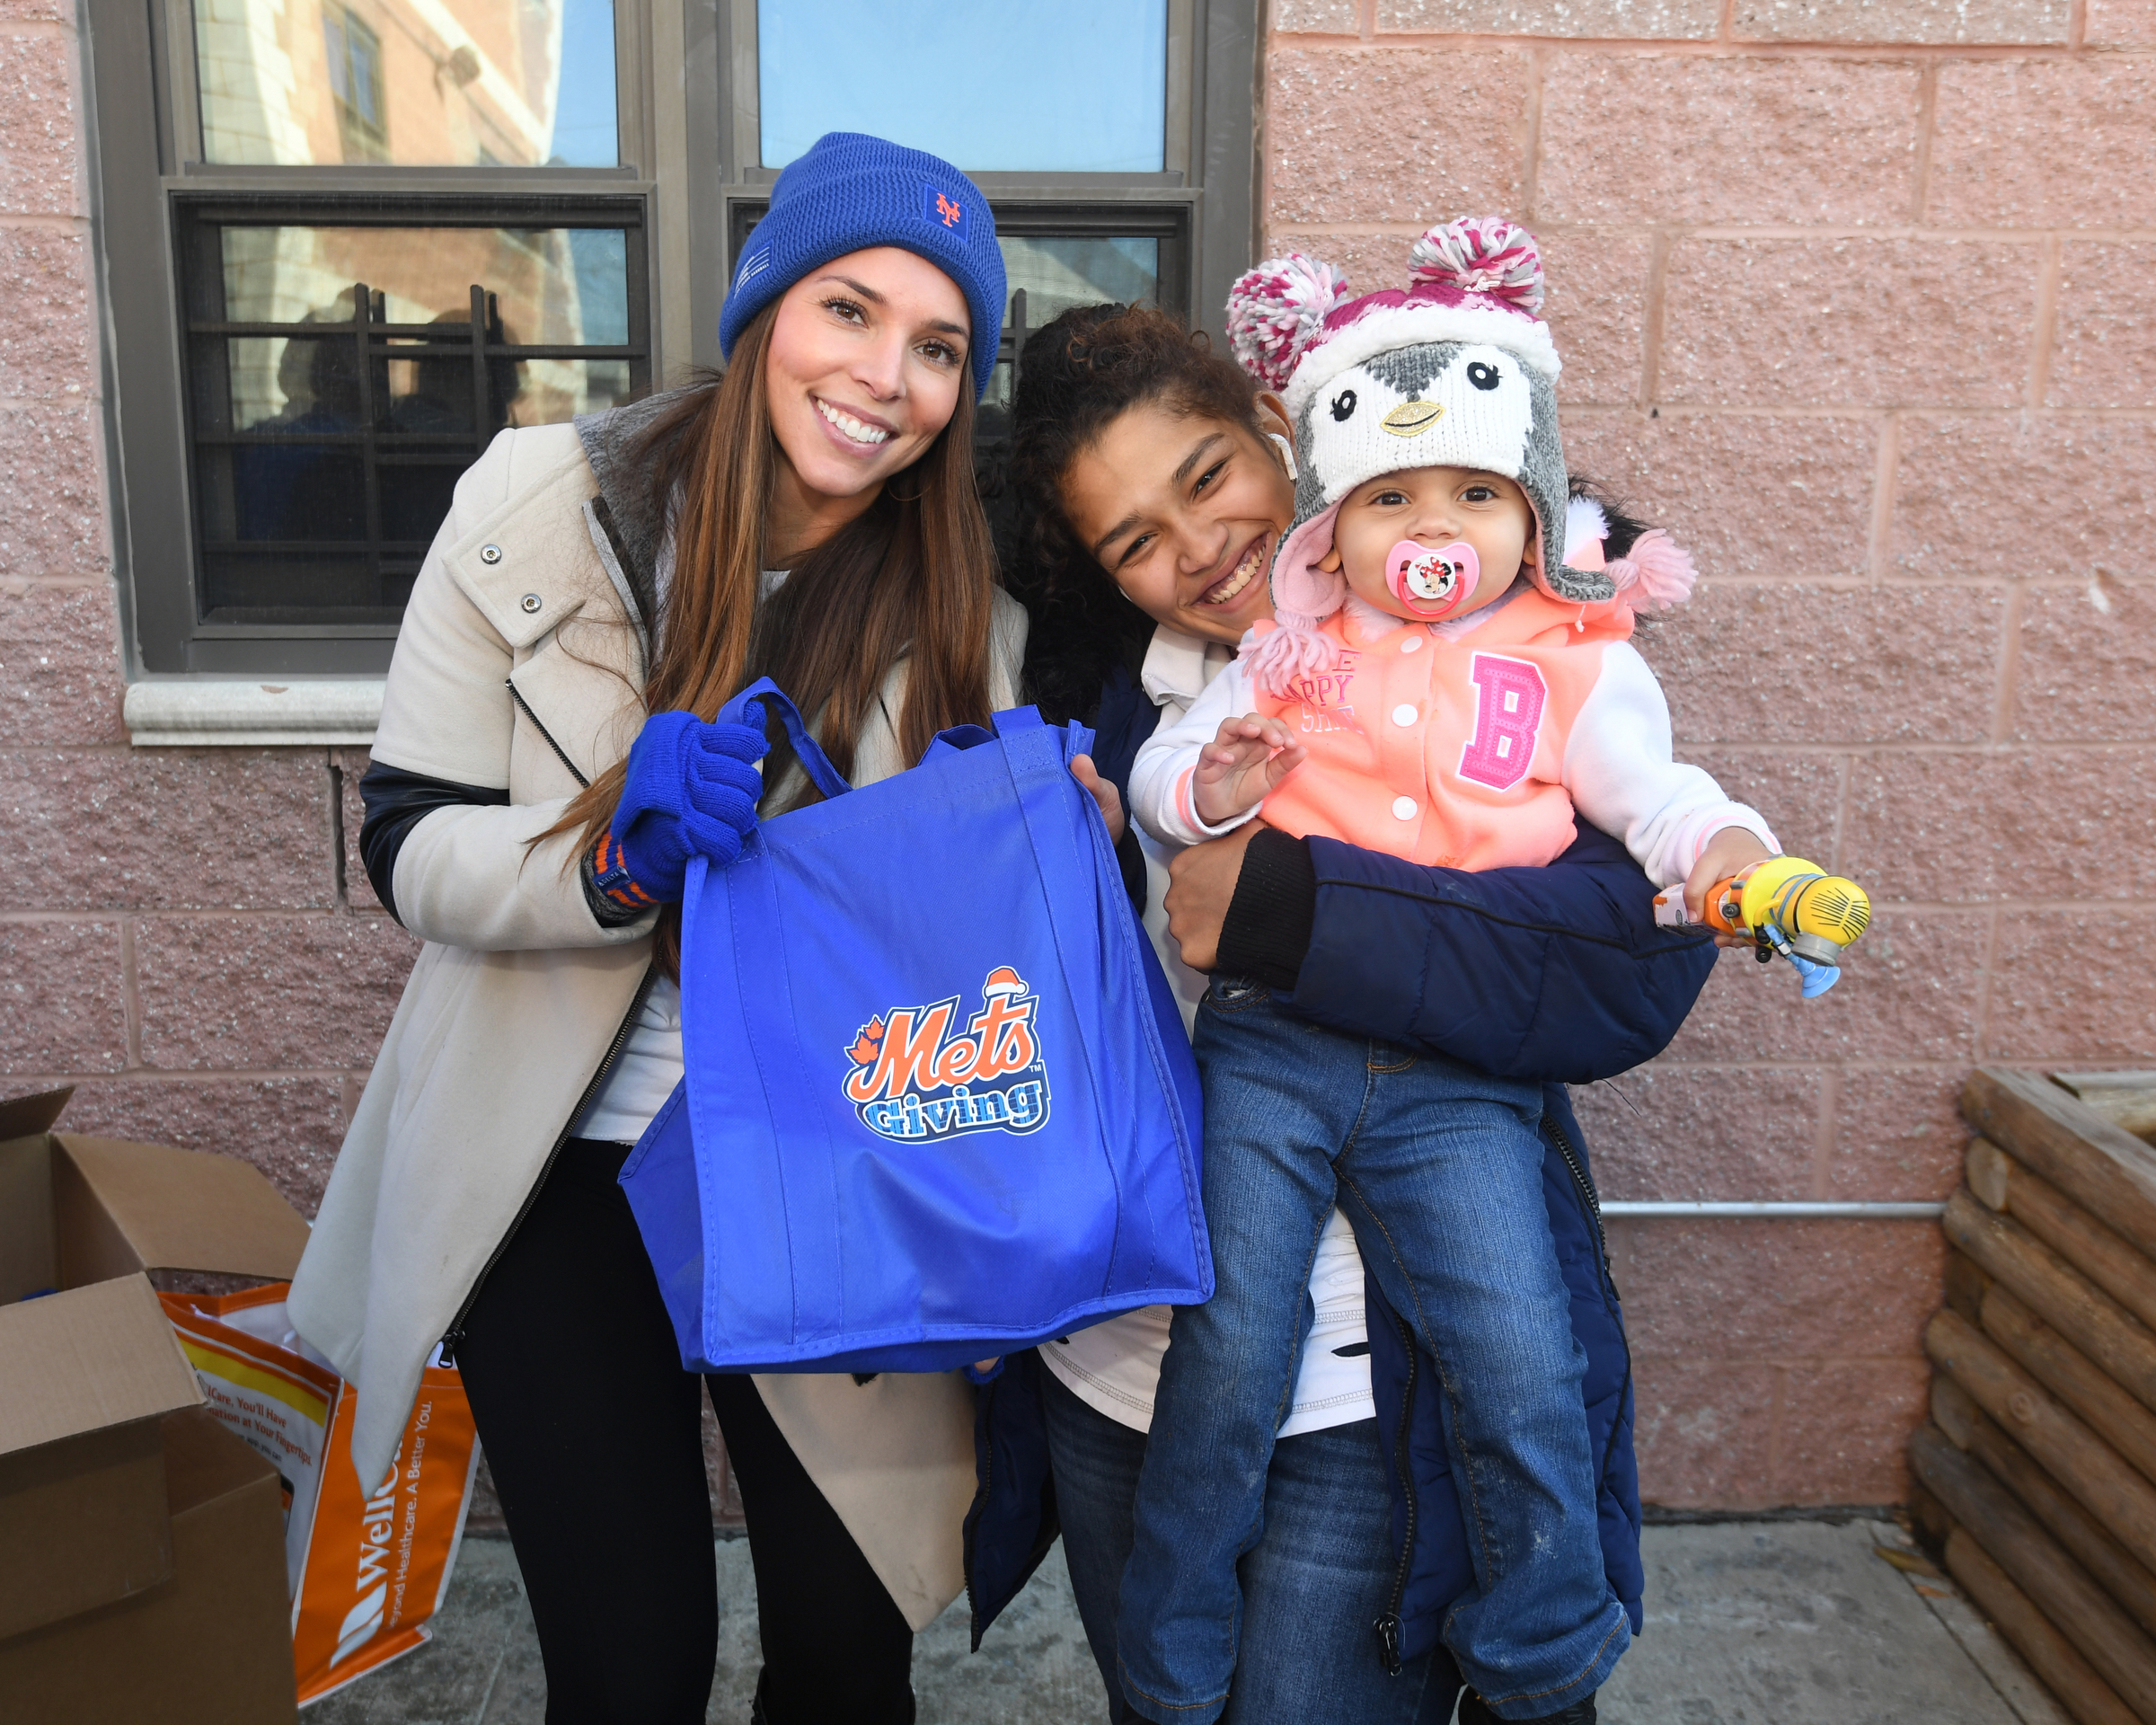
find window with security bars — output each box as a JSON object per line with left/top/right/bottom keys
{"left": 177, "top": 208, "right": 649, "bottom": 624}
{"left": 88, "top": 0, "right": 687, "bottom": 673}
{"left": 87, "top": 0, "right": 1252, "bottom": 677}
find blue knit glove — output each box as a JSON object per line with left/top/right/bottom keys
{"left": 609, "top": 709, "right": 769, "bottom": 902}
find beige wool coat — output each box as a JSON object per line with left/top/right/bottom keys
{"left": 288, "top": 413, "right": 1029, "bottom": 1630}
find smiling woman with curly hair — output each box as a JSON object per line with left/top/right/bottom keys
{"left": 1003, "top": 296, "right": 1702, "bottom": 1725}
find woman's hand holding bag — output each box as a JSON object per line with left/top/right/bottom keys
{"left": 609, "top": 708, "right": 770, "bottom": 901}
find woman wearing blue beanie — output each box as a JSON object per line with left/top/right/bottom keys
{"left": 294, "top": 132, "right": 1045, "bottom": 1724}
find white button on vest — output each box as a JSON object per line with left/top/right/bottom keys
{"left": 1391, "top": 796, "right": 1418, "bottom": 820}
{"left": 1400, "top": 633, "right": 1423, "bottom": 653}
{"left": 1392, "top": 703, "right": 1418, "bottom": 728}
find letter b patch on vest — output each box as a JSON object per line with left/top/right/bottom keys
{"left": 1458, "top": 653, "right": 1549, "bottom": 792}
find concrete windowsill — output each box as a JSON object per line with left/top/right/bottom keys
{"left": 125, "top": 679, "right": 384, "bottom": 748}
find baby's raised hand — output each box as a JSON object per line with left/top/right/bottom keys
{"left": 1684, "top": 825, "right": 1774, "bottom": 948}
{"left": 1193, "top": 715, "right": 1306, "bottom": 826}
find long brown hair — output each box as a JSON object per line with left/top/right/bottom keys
{"left": 549, "top": 299, "right": 999, "bottom": 959}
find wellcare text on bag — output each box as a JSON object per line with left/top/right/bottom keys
{"left": 844, "top": 966, "right": 1050, "bottom": 1141}
{"left": 162, "top": 1286, "right": 480, "bottom": 1703}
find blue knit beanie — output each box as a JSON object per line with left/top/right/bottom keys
{"left": 720, "top": 132, "right": 1006, "bottom": 401}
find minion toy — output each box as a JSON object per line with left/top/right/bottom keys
{"left": 1654, "top": 856, "right": 1872, "bottom": 999}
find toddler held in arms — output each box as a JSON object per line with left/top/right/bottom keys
{"left": 1132, "top": 221, "right": 1772, "bottom": 916}
{"left": 1114, "top": 220, "right": 1806, "bottom": 1725}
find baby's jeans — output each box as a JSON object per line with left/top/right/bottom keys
{"left": 1115, "top": 981, "right": 1629, "bottom": 1724}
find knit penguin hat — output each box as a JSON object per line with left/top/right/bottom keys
{"left": 1229, "top": 218, "right": 1689, "bottom": 691}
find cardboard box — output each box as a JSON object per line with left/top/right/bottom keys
{"left": 0, "top": 1407, "right": 298, "bottom": 1721}
{"left": 0, "top": 1085, "right": 311, "bottom": 1721}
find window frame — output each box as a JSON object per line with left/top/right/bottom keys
{"left": 711, "top": 0, "right": 1259, "bottom": 363}
{"left": 85, "top": 0, "right": 719, "bottom": 676}
{"left": 84, "top": 0, "right": 1255, "bottom": 682}
{"left": 172, "top": 191, "right": 656, "bottom": 632}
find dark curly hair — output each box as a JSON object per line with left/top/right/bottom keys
{"left": 1004, "top": 303, "right": 1268, "bottom": 723}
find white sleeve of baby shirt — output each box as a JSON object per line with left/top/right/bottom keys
{"left": 1130, "top": 657, "right": 1267, "bottom": 848}
{"left": 1563, "top": 641, "right": 1779, "bottom": 889}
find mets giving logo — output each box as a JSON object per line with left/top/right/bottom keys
{"left": 842, "top": 967, "right": 1049, "bottom": 1141}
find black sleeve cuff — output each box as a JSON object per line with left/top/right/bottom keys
{"left": 1215, "top": 827, "right": 1317, "bottom": 992}
{"left": 358, "top": 760, "right": 510, "bottom": 925}
{"left": 1115, "top": 823, "right": 1147, "bottom": 916}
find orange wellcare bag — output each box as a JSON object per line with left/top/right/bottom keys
{"left": 161, "top": 1284, "right": 482, "bottom": 1704}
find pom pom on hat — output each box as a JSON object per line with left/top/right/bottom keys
{"left": 1240, "top": 502, "right": 1356, "bottom": 697}
{"left": 1605, "top": 528, "right": 1697, "bottom": 613}
{"left": 1242, "top": 617, "right": 1346, "bottom": 700}
{"left": 1227, "top": 253, "right": 1353, "bottom": 390}
{"left": 1409, "top": 217, "right": 1544, "bottom": 316}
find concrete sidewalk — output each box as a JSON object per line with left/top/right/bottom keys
{"left": 308, "top": 1518, "right": 2069, "bottom": 1724}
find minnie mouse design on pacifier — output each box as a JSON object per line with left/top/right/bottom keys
{"left": 1386, "top": 539, "right": 1480, "bottom": 619}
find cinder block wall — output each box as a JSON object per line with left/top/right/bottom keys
{"left": 1, "top": 0, "right": 484, "bottom": 1505}
{"left": 0, "top": 9, "right": 413, "bottom": 1210}
{"left": 1264, "top": 0, "right": 2156, "bottom": 1506}
{"left": 6, "top": 0, "right": 2152, "bottom": 1511}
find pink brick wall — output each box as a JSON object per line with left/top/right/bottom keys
{"left": 1266, "top": 3, "right": 2156, "bottom": 1507}
{"left": 0, "top": 3, "right": 415, "bottom": 1208}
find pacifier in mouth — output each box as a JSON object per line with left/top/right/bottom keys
{"left": 1386, "top": 539, "right": 1479, "bottom": 618}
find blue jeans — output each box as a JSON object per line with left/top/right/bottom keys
{"left": 1043, "top": 1370, "right": 1460, "bottom": 1725}
{"left": 1117, "top": 985, "right": 1630, "bottom": 1723}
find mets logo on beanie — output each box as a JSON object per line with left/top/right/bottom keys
{"left": 842, "top": 967, "right": 1050, "bottom": 1142}
{"left": 923, "top": 182, "right": 968, "bottom": 237}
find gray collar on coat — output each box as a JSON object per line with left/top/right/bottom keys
{"left": 573, "top": 387, "right": 695, "bottom": 626}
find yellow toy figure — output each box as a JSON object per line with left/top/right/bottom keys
{"left": 1653, "top": 856, "right": 1871, "bottom": 997}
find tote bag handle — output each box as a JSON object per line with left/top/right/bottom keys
{"left": 921, "top": 707, "right": 1084, "bottom": 765}
{"left": 716, "top": 677, "right": 853, "bottom": 803}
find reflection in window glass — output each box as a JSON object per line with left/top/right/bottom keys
{"left": 984, "top": 235, "right": 1162, "bottom": 419}
{"left": 194, "top": 0, "right": 619, "bottom": 166}
{"left": 1001, "top": 236, "right": 1160, "bottom": 328}
{"left": 758, "top": 0, "right": 1166, "bottom": 172}
{"left": 185, "top": 222, "right": 641, "bottom": 621}
{"left": 320, "top": 7, "right": 387, "bottom": 159}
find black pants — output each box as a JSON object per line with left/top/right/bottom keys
{"left": 455, "top": 1138, "right": 915, "bottom": 1725}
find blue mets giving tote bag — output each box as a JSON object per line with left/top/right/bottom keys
{"left": 618, "top": 677, "right": 1210, "bottom": 1376}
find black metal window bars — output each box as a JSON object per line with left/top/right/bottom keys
{"left": 182, "top": 234, "right": 650, "bottom": 626}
